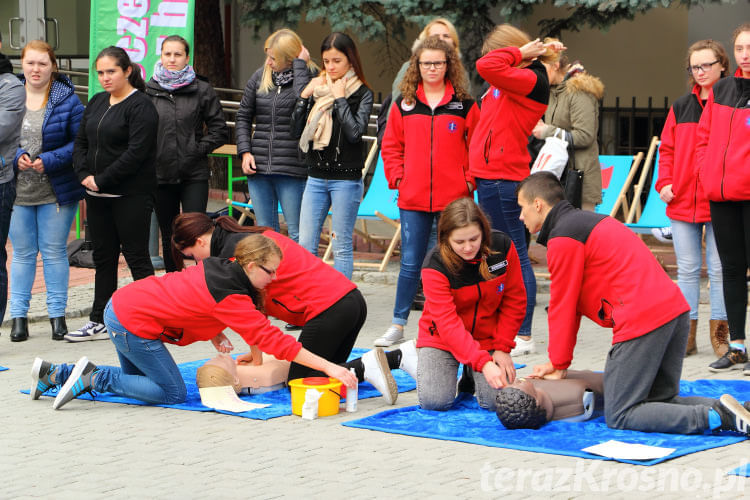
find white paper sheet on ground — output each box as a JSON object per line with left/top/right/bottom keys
{"left": 582, "top": 440, "right": 676, "bottom": 460}
{"left": 199, "top": 386, "right": 270, "bottom": 413}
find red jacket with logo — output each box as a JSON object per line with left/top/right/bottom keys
{"left": 696, "top": 68, "right": 750, "bottom": 201}
{"left": 417, "top": 231, "right": 527, "bottom": 372}
{"left": 209, "top": 226, "right": 357, "bottom": 325}
{"left": 537, "top": 202, "right": 689, "bottom": 370}
{"left": 382, "top": 81, "right": 479, "bottom": 212}
{"left": 111, "top": 259, "right": 303, "bottom": 361}
{"left": 655, "top": 85, "right": 711, "bottom": 222}
{"left": 469, "top": 47, "right": 550, "bottom": 182}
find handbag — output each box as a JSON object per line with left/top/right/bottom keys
{"left": 559, "top": 130, "right": 583, "bottom": 209}
{"left": 530, "top": 128, "right": 569, "bottom": 179}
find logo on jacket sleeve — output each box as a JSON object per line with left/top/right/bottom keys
{"left": 492, "top": 88, "right": 501, "bottom": 99}
{"left": 447, "top": 121, "right": 458, "bottom": 132}
{"left": 497, "top": 284, "right": 504, "bottom": 294}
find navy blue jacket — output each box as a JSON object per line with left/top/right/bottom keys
{"left": 15, "top": 75, "right": 85, "bottom": 206}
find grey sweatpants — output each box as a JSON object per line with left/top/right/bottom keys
{"left": 604, "top": 312, "right": 716, "bottom": 434}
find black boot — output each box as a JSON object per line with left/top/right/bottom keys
{"left": 50, "top": 317, "right": 68, "bottom": 341}
{"left": 10, "top": 317, "right": 29, "bottom": 342}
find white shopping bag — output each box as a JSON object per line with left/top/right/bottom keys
{"left": 530, "top": 128, "right": 569, "bottom": 179}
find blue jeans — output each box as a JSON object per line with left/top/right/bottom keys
{"left": 670, "top": 219, "right": 726, "bottom": 320}
{"left": 299, "top": 177, "right": 363, "bottom": 279}
{"left": 89, "top": 300, "right": 186, "bottom": 405}
{"left": 392, "top": 209, "right": 440, "bottom": 325}
{"left": 247, "top": 174, "right": 306, "bottom": 242}
{"left": 9, "top": 202, "right": 78, "bottom": 318}
{"left": 476, "top": 178, "right": 535, "bottom": 336}
{"left": 0, "top": 178, "right": 16, "bottom": 325}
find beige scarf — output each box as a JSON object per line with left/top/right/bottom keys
{"left": 299, "top": 69, "right": 362, "bottom": 152}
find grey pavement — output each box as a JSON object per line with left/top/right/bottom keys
{"left": 0, "top": 273, "right": 748, "bottom": 498}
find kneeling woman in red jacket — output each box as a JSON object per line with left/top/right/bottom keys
{"left": 417, "top": 197, "right": 526, "bottom": 411}
{"left": 31, "top": 234, "right": 357, "bottom": 410}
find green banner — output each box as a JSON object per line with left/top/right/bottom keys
{"left": 88, "top": 0, "right": 195, "bottom": 98}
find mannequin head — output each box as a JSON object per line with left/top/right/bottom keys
{"left": 495, "top": 378, "right": 553, "bottom": 429}
{"left": 196, "top": 354, "right": 242, "bottom": 393}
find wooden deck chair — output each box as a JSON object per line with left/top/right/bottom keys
{"left": 625, "top": 136, "right": 660, "bottom": 224}
{"left": 595, "top": 153, "right": 643, "bottom": 218}
{"left": 322, "top": 151, "right": 401, "bottom": 272}
{"left": 625, "top": 148, "right": 670, "bottom": 233}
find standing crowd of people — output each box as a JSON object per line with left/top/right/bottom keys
{"left": 1, "top": 19, "right": 749, "bottom": 434}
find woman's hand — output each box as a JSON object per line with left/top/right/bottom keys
{"left": 530, "top": 361, "right": 567, "bottom": 380}
{"left": 544, "top": 40, "right": 567, "bottom": 53}
{"left": 482, "top": 360, "right": 510, "bottom": 389}
{"left": 17, "top": 154, "right": 33, "bottom": 171}
{"left": 210, "top": 333, "right": 234, "bottom": 353}
{"left": 325, "top": 362, "right": 358, "bottom": 389}
{"left": 493, "top": 350, "right": 517, "bottom": 385}
{"left": 301, "top": 76, "right": 325, "bottom": 99}
{"left": 81, "top": 175, "right": 98, "bottom": 192}
{"left": 331, "top": 77, "right": 347, "bottom": 99}
{"left": 519, "top": 38, "right": 547, "bottom": 61}
{"left": 241, "top": 152, "right": 257, "bottom": 175}
{"left": 236, "top": 345, "right": 264, "bottom": 366}
{"left": 532, "top": 120, "right": 550, "bottom": 139}
{"left": 31, "top": 158, "right": 45, "bottom": 173}
{"left": 298, "top": 45, "right": 310, "bottom": 62}
{"left": 659, "top": 184, "right": 674, "bottom": 204}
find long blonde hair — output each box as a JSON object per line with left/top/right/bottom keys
{"left": 196, "top": 364, "right": 242, "bottom": 394}
{"left": 414, "top": 18, "right": 461, "bottom": 53}
{"left": 482, "top": 24, "right": 559, "bottom": 65}
{"left": 234, "top": 234, "right": 282, "bottom": 313}
{"left": 259, "top": 29, "right": 319, "bottom": 94}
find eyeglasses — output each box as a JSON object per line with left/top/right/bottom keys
{"left": 687, "top": 60, "right": 719, "bottom": 74}
{"left": 419, "top": 61, "right": 447, "bottom": 69}
{"left": 258, "top": 264, "right": 277, "bottom": 277}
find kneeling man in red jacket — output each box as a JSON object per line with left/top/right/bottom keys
{"left": 517, "top": 172, "right": 750, "bottom": 435}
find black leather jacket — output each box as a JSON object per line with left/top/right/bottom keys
{"left": 291, "top": 84, "right": 373, "bottom": 180}
{"left": 145, "top": 76, "right": 228, "bottom": 184}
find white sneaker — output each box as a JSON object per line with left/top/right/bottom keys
{"left": 64, "top": 321, "right": 108, "bottom": 342}
{"left": 510, "top": 336, "right": 535, "bottom": 356}
{"left": 362, "top": 348, "right": 398, "bottom": 405}
{"left": 374, "top": 325, "right": 404, "bottom": 347}
{"left": 651, "top": 227, "right": 672, "bottom": 243}
{"left": 398, "top": 339, "right": 417, "bottom": 380}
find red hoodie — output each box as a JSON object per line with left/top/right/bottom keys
{"left": 537, "top": 202, "right": 689, "bottom": 370}
{"left": 469, "top": 47, "right": 549, "bottom": 182}
{"left": 696, "top": 68, "right": 750, "bottom": 201}
{"left": 417, "top": 231, "right": 527, "bottom": 372}
{"left": 112, "top": 259, "right": 303, "bottom": 361}
{"left": 382, "top": 81, "right": 479, "bottom": 212}
{"left": 655, "top": 85, "right": 711, "bottom": 222}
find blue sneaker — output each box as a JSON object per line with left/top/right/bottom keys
{"left": 30, "top": 357, "right": 58, "bottom": 400}
{"left": 52, "top": 357, "right": 98, "bottom": 410}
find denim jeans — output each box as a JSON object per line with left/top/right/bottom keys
{"left": 299, "top": 177, "right": 363, "bottom": 278}
{"left": 392, "top": 209, "right": 440, "bottom": 325}
{"left": 89, "top": 300, "right": 187, "bottom": 405}
{"left": 9, "top": 202, "right": 77, "bottom": 318}
{"left": 0, "top": 178, "right": 16, "bottom": 325}
{"left": 247, "top": 174, "right": 307, "bottom": 243}
{"left": 416, "top": 346, "right": 499, "bottom": 411}
{"left": 476, "top": 178, "right": 535, "bottom": 336}
{"left": 670, "top": 219, "right": 726, "bottom": 320}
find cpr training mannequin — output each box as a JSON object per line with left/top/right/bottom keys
{"left": 495, "top": 370, "right": 604, "bottom": 429}
{"left": 197, "top": 353, "right": 291, "bottom": 395}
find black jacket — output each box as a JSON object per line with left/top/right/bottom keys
{"left": 145, "top": 76, "right": 228, "bottom": 184}
{"left": 73, "top": 90, "right": 158, "bottom": 195}
{"left": 291, "top": 84, "right": 373, "bottom": 180}
{"left": 235, "top": 59, "right": 315, "bottom": 178}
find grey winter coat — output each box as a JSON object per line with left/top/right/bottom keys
{"left": 235, "top": 58, "right": 315, "bottom": 178}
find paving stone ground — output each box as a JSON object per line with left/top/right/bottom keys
{"left": 0, "top": 239, "right": 748, "bottom": 498}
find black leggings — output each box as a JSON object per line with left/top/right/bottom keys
{"left": 710, "top": 200, "right": 750, "bottom": 341}
{"left": 86, "top": 193, "right": 155, "bottom": 323}
{"left": 155, "top": 181, "right": 209, "bottom": 272}
{"left": 287, "top": 288, "right": 367, "bottom": 380}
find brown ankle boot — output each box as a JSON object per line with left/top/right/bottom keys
{"left": 709, "top": 319, "right": 730, "bottom": 358}
{"left": 685, "top": 319, "right": 698, "bottom": 356}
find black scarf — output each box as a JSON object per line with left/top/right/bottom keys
{"left": 271, "top": 68, "right": 294, "bottom": 87}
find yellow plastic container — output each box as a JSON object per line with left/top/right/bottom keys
{"left": 288, "top": 377, "right": 342, "bottom": 417}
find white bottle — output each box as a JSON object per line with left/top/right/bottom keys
{"left": 346, "top": 368, "right": 358, "bottom": 412}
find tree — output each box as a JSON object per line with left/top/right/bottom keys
{"left": 236, "top": 0, "right": 728, "bottom": 79}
